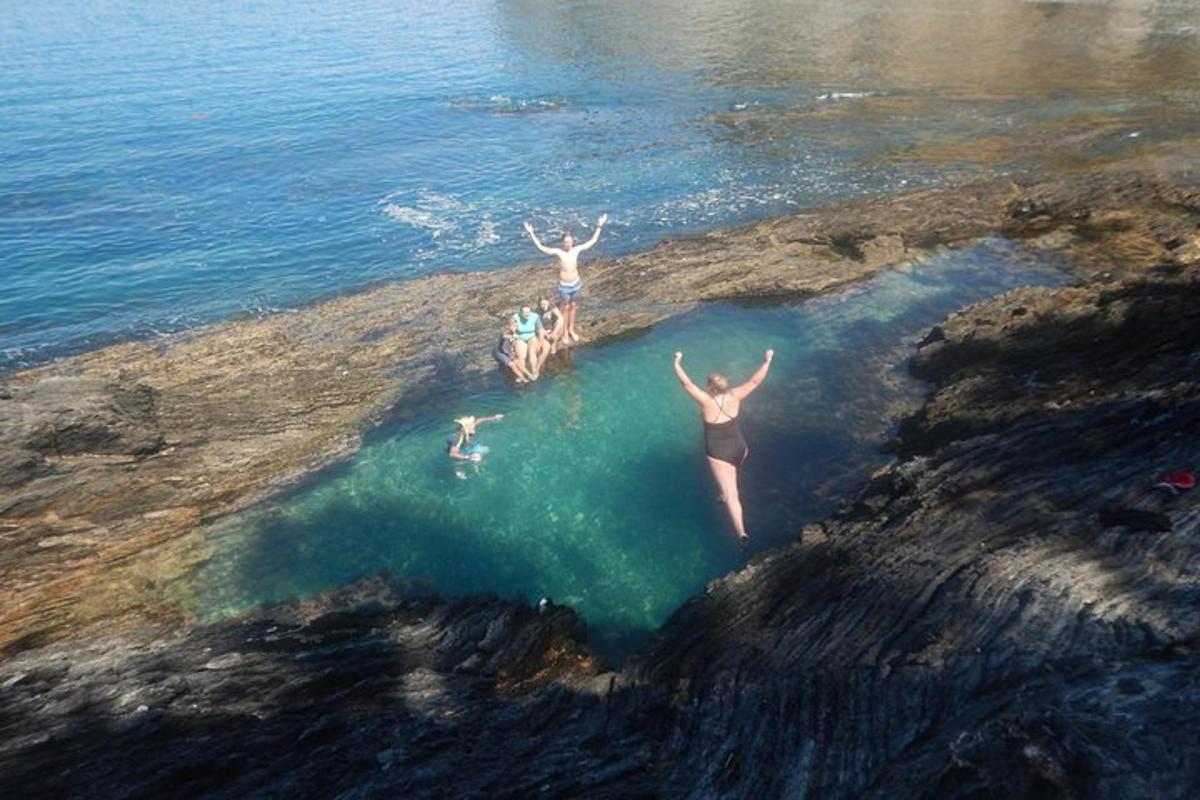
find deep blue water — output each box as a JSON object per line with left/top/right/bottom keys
{"left": 3, "top": 0, "right": 1198, "bottom": 368}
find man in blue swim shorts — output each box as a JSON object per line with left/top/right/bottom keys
{"left": 523, "top": 213, "right": 607, "bottom": 344}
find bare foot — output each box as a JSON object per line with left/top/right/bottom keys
{"left": 569, "top": 330, "right": 581, "bottom": 342}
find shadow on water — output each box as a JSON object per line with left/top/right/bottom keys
{"left": 190, "top": 241, "right": 1071, "bottom": 661}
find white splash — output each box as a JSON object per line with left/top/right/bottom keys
{"left": 378, "top": 189, "right": 465, "bottom": 237}
{"left": 817, "top": 91, "right": 879, "bottom": 101}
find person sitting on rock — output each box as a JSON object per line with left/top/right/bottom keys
{"left": 513, "top": 305, "right": 544, "bottom": 379}
{"left": 523, "top": 213, "right": 607, "bottom": 343}
{"left": 446, "top": 414, "right": 503, "bottom": 462}
{"left": 494, "top": 317, "right": 535, "bottom": 383}
{"left": 537, "top": 296, "right": 566, "bottom": 357}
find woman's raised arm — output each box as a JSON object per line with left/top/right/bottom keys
{"left": 673, "top": 352, "right": 711, "bottom": 406}
{"left": 731, "top": 349, "right": 774, "bottom": 400}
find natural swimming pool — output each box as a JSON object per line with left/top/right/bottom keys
{"left": 193, "top": 241, "right": 1066, "bottom": 657}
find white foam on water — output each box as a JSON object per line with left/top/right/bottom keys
{"left": 449, "top": 94, "right": 568, "bottom": 114}
{"left": 475, "top": 217, "right": 501, "bottom": 247}
{"left": 817, "top": 91, "right": 880, "bottom": 101}
{"left": 378, "top": 189, "right": 467, "bottom": 237}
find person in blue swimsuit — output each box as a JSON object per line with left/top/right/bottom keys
{"left": 523, "top": 213, "right": 607, "bottom": 344}
{"left": 672, "top": 349, "right": 774, "bottom": 543}
{"left": 494, "top": 317, "right": 535, "bottom": 383}
{"left": 446, "top": 414, "right": 504, "bottom": 462}
{"left": 513, "top": 305, "right": 544, "bottom": 379}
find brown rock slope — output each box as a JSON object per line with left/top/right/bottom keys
{"left": 1, "top": 198, "right": 1198, "bottom": 798}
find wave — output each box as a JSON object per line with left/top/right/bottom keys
{"left": 378, "top": 190, "right": 465, "bottom": 237}
{"left": 816, "top": 91, "right": 880, "bottom": 101}
{"left": 449, "top": 94, "right": 568, "bottom": 115}
{"left": 377, "top": 189, "right": 507, "bottom": 256}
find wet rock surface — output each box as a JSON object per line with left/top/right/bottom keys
{"left": 1, "top": 179, "right": 1198, "bottom": 796}
{"left": 0, "top": 378, "right": 162, "bottom": 493}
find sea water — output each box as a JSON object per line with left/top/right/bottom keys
{"left": 194, "top": 241, "right": 1067, "bottom": 657}
{"left": 3, "top": 0, "right": 1198, "bottom": 368}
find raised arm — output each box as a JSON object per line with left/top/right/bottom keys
{"left": 575, "top": 213, "right": 608, "bottom": 252}
{"left": 673, "top": 352, "right": 711, "bottom": 406}
{"left": 523, "top": 222, "right": 559, "bottom": 256}
{"left": 731, "top": 349, "right": 774, "bottom": 400}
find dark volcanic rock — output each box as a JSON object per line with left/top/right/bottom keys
{"left": 0, "top": 582, "right": 643, "bottom": 800}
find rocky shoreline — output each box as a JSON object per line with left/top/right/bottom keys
{"left": 1, "top": 158, "right": 1198, "bottom": 797}
{"left": 3, "top": 159, "right": 1198, "bottom": 652}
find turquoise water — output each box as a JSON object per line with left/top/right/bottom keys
{"left": 4, "top": 0, "right": 1199, "bottom": 368}
{"left": 194, "top": 241, "right": 1066, "bottom": 656}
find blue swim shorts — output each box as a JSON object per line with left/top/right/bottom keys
{"left": 558, "top": 279, "right": 582, "bottom": 303}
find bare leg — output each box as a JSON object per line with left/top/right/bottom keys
{"left": 707, "top": 456, "right": 747, "bottom": 540}
{"left": 527, "top": 336, "right": 542, "bottom": 378}
{"left": 504, "top": 359, "right": 530, "bottom": 383}
{"left": 514, "top": 338, "right": 537, "bottom": 380}
{"left": 569, "top": 302, "right": 581, "bottom": 341}
{"left": 536, "top": 335, "right": 552, "bottom": 371}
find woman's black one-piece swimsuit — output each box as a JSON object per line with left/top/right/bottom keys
{"left": 704, "top": 398, "right": 748, "bottom": 466}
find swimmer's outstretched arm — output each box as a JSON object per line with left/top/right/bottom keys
{"left": 523, "top": 222, "right": 561, "bottom": 256}
{"left": 475, "top": 414, "right": 504, "bottom": 426}
{"left": 673, "top": 352, "right": 711, "bottom": 406}
{"left": 731, "top": 350, "right": 774, "bottom": 400}
{"left": 575, "top": 213, "right": 608, "bottom": 253}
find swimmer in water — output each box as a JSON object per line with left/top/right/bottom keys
{"left": 446, "top": 414, "right": 504, "bottom": 462}
{"left": 523, "top": 213, "right": 607, "bottom": 344}
{"left": 672, "top": 349, "right": 774, "bottom": 543}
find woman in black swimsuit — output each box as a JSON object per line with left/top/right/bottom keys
{"left": 672, "top": 349, "right": 774, "bottom": 542}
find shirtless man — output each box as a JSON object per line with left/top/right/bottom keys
{"left": 523, "top": 213, "right": 607, "bottom": 343}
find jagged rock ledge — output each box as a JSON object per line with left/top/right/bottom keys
{"left": 1, "top": 166, "right": 1198, "bottom": 798}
